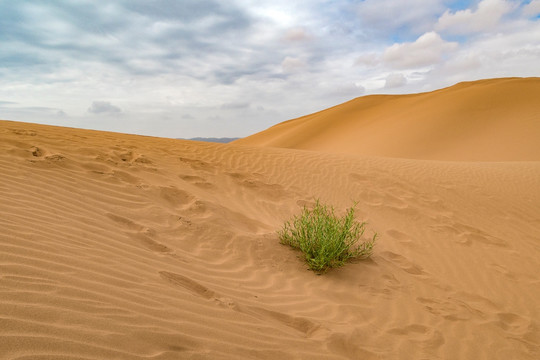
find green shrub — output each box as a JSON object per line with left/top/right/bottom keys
{"left": 278, "top": 199, "right": 376, "bottom": 273}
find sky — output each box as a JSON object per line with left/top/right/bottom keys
{"left": 1, "top": 0, "right": 539, "bottom": 138}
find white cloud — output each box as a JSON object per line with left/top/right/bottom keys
{"left": 283, "top": 27, "right": 311, "bottom": 42}
{"left": 88, "top": 101, "right": 122, "bottom": 114}
{"left": 281, "top": 56, "right": 306, "bottom": 73}
{"left": 385, "top": 73, "right": 407, "bottom": 88}
{"left": 221, "top": 101, "right": 251, "bottom": 109}
{"left": 417, "top": 19, "right": 540, "bottom": 89}
{"left": 436, "top": 0, "right": 515, "bottom": 34}
{"left": 383, "top": 32, "right": 458, "bottom": 69}
{"left": 355, "top": 53, "right": 380, "bottom": 67}
{"left": 355, "top": 0, "right": 445, "bottom": 38}
{"left": 523, "top": 0, "right": 540, "bottom": 17}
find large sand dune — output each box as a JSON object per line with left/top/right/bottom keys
{"left": 235, "top": 77, "right": 540, "bottom": 161}
{"left": 1, "top": 78, "right": 540, "bottom": 359}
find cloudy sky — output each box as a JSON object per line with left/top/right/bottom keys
{"left": 1, "top": 0, "right": 539, "bottom": 138}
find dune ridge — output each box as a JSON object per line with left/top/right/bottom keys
{"left": 234, "top": 77, "right": 540, "bottom": 161}
{"left": 1, "top": 118, "right": 539, "bottom": 359}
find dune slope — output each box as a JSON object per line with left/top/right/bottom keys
{"left": 234, "top": 77, "right": 540, "bottom": 161}
{"left": 1, "top": 120, "right": 539, "bottom": 359}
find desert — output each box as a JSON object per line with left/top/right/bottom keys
{"left": 1, "top": 77, "right": 539, "bottom": 359}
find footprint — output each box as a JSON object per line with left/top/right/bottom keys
{"left": 179, "top": 175, "right": 205, "bottom": 182}
{"left": 28, "top": 153, "right": 69, "bottom": 167}
{"left": 106, "top": 213, "right": 145, "bottom": 231}
{"left": 10, "top": 128, "right": 37, "bottom": 136}
{"left": 365, "top": 285, "right": 395, "bottom": 300}
{"left": 349, "top": 173, "right": 370, "bottom": 183}
{"left": 112, "top": 170, "right": 142, "bottom": 185}
{"left": 296, "top": 199, "right": 316, "bottom": 208}
{"left": 381, "top": 251, "right": 427, "bottom": 276}
{"left": 81, "top": 162, "right": 111, "bottom": 175}
{"left": 98, "top": 149, "right": 154, "bottom": 169}
{"left": 226, "top": 172, "right": 289, "bottom": 200}
{"left": 382, "top": 273, "right": 401, "bottom": 288}
{"left": 159, "top": 186, "right": 195, "bottom": 207}
{"left": 327, "top": 331, "right": 380, "bottom": 360}
{"left": 453, "top": 223, "right": 509, "bottom": 248}
{"left": 179, "top": 174, "right": 214, "bottom": 189}
{"left": 416, "top": 297, "right": 470, "bottom": 321}
{"left": 116, "top": 150, "right": 136, "bottom": 163}
{"left": 130, "top": 233, "right": 172, "bottom": 253}
{"left": 26, "top": 146, "right": 65, "bottom": 163}
{"left": 236, "top": 304, "right": 321, "bottom": 336}
{"left": 178, "top": 157, "right": 214, "bottom": 172}
{"left": 45, "top": 154, "right": 67, "bottom": 162}
{"left": 387, "top": 324, "right": 445, "bottom": 348}
{"left": 107, "top": 213, "right": 171, "bottom": 253}
{"left": 159, "top": 271, "right": 321, "bottom": 336}
{"left": 29, "top": 146, "right": 44, "bottom": 157}
{"left": 360, "top": 189, "right": 417, "bottom": 217}
{"left": 247, "top": 181, "right": 289, "bottom": 200}
{"left": 386, "top": 229, "right": 414, "bottom": 245}
{"left": 494, "top": 312, "right": 530, "bottom": 334}
{"left": 418, "top": 194, "right": 443, "bottom": 205}
{"left": 113, "top": 150, "right": 151, "bottom": 165}
{"left": 361, "top": 190, "right": 385, "bottom": 207}
{"left": 133, "top": 156, "right": 153, "bottom": 165}
{"left": 186, "top": 200, "right": 210, "bottom": 217}
{"left": 430, "top": 222, "right": 509, "bottom": 248}
{"left": 489, "top": 264, "right": 517, "bottom": 280}
{"left": 387, "top": 324, "right": 429, "bottom": 336}
{"left": 159, "top": 271, "right": 217, "bottom": 300}
{"left": 384, "top": 202, "right": 420, "bottom": 217}
{"left": 451, "top": 291, "right": 499, "bottom": 318}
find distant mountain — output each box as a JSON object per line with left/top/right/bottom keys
{"left": 185, "top": 137, "right": 240, "bottom": 143}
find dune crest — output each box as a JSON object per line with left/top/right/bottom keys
{"left": 1, "top": 119, "right": 539, "bottom": 359}
{"left": 235, "top": 77, "right": 540, "bottom": 161}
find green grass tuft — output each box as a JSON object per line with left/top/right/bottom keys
{"left": 278, "top": 199, "right": 376, "bottom": 273}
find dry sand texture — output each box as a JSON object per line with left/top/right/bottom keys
{"left": 235, "top": 77, "right": 540, "bottom": 161}
{"left": 1, "top": 77, "right": 540, "bottom": 359}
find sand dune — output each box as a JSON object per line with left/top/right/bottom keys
{"left": 235, "top": 77, "right": 540, "bottom": 161}
{"left": 1, "top": 79, "right": 540, "bottom": 359}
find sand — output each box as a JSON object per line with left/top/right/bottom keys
{"left": 235, "top": 77, "right": 540, "bottom": 161}
{"left": 1, "top": 78, "right": 539, "bottom": 359}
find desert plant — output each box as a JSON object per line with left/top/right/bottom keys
{"left": 278, "top": 199, "right": 376, "bottom": 273}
